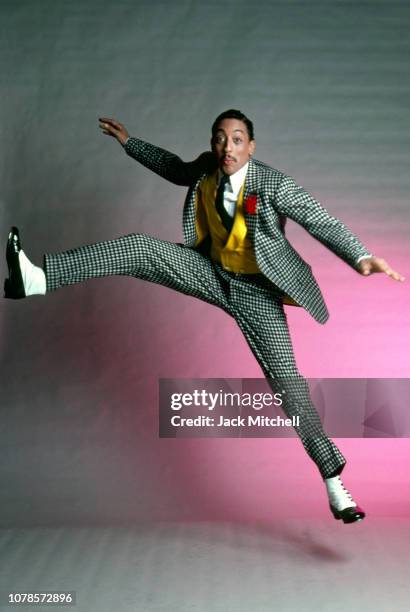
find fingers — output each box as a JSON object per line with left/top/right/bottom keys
{"left": 361, "top": 257, "right": 405, "bottom": 282}
{"left": 98, "top": 117, "right": 121, "bottom": 135}
{"left": 376, "top": 259, "right": 405, "bottom": 282}
{"left": 359, "top": 260, "right": 372, "bottom": 276}
{"left": 98, "top": 117, "right": 129, "bottom": 146}
{"left": 99, "top": 117, "right": 121, "bottom": 128}
{"left": 385, "top": 267, "right": 405, "bottom": 282}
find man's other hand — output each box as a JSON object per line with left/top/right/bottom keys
{"left": 98, "top": 117, "right": 129, "bottom": 145}
{"left": 358, "top": 256, "right": 405, "bottom": 282}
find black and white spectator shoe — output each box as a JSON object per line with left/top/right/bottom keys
{"left": 325, "top": 475, "right": 366, "bottom": 524}
{"left": 4, "top": 226, "right": 46, "bottom": 298}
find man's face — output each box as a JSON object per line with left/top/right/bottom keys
{"left": 211, "top": 118, "right": 256, "bottom": 175}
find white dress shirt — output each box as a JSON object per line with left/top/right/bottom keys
{"left": 217, "top": 162, "right": 249, "bottom": 218}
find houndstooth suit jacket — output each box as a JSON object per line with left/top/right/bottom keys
{"left": 125, "top": 138, "right": 371, "bottom": 324}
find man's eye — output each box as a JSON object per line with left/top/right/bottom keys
{"left": 233, "top": 139, "right": 242, "bottom": 144}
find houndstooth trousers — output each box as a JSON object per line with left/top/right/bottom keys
{"left": 44, "top": 232, "right": 346, "bottom": 479}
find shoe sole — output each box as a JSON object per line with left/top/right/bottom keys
{"left": 330, "top": 505, "right": 366, "bottom": 523}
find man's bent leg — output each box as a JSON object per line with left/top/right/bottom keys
{"left": 228, "top": 276, "right": 346, "bottom": 479}
{"left": 231, "top": 297, "right": 367, "bottom": 523}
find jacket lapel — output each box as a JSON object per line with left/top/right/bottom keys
{"left": 243, "top": 158, "right": 259, "bottom": 240}
{"left": 183, "top": 172, "right": 208, "bottom": 246}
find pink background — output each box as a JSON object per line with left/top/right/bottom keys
{"left": 1, "top": 0, "right": 409, "bottom": 526}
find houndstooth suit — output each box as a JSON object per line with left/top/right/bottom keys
{"left": 124, "top": 138, "right": 371, "bottom": 324}
{"left": 44, "top": 137, "right": 372, "bottom": 479}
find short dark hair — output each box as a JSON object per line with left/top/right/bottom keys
{"left": 211, "top": 109, "right": 254, "bottom": 141}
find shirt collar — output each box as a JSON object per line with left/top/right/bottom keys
{"left": 218, "top": 161, "right": 249, "bottom": 197}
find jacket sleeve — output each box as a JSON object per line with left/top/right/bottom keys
{"left": 123, "top": 137, "right": 216, "bottom": 187}
{"left": 274, "top": 174, "right": 372, "bottom": 270}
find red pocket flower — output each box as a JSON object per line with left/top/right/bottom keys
{"left": 244, "top": 194, "right": 257, "bottom": 214}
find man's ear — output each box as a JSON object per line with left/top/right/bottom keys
{"left": 249, "top": 139, "right": 256, "bottom": 157}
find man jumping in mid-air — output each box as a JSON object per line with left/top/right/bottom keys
{"left": 4, "top": 109, "right": 405, "bottom": 523}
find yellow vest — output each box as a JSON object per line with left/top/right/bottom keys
{"left": 194, "top": 172, "right": 259, "bottom": 273}
{"left": 194, "top": 171, "right": 299, "bottom": 307}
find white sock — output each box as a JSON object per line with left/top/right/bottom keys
{"left": 18, "top": 249, "right": 46, "bottom": 296}
{"left": 324, "top": 475, "right": 357, "bottom": 511}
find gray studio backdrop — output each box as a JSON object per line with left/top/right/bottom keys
{"left": 1, "top": 0, "right": 409, "bottom": 525}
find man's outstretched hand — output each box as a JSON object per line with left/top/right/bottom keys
{"left": 98, "top": 117, "right": 129, "bottom": 146}
{"left": 358, "top": 256, "right": 405, "bottom": 282}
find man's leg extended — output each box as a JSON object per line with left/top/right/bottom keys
{"left": 7, "top": 229, "right": 231, "bottom": 309}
